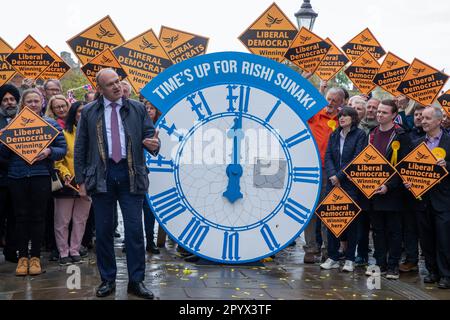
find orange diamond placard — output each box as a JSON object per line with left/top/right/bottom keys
{"left": 238, "top": 3, "right": 298, "bottom": 63}
{"left": 113, "top": 29, "right": 173, "bottom": 94}
{"left": 396, "top": 58, "right": 449, "bottom": 106}
{"left": 0, "top": 37, "right": 16, "bottom": 87}
{"left": 6, "top": 35, "right": 54, "bottom": 79}
{"left": 0, "top": 107, "right": 60, "bottom": 165}
{"left": 341, "top": 28, "right": 386, "bottom": 62}
{"left": 81, "top": 48, "right": 128, "bottom": 88}
{"left": 395, "top": 143, "right": 448, "bottom": 198}
{"left": 159, "top": 26, "right": 209, "bottom": 64}
{"left": 315, "top": 38, "right": 349, "bottom": 81}
{"left": 315, "top": 187, "right": 361, "bottom": 238}
{"left": 372, "top": 52, "right": 409, "bottom": 97}
{"left": 67, "top": 16, "right": 125, "bottom": 65}
{"left": 284, "top": 27, "right": 331, "bottom": 73}
{"left": 40, "top": 46, "right": 71, "bottom": 80}
{"left": 344, "top": 51, "right": 380, "bottom": 94}
{"left": 343, "top": 144, "right": 397, "bottom": 198}
{"left": 437, "top": 90, "right": 450, "bottom": 118}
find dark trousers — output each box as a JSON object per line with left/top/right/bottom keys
{"left": 82, "top": 206, "right": 95, "bottom": 247}
{"left": 369, "top": 210, "right": 402, "bottom": 269}
{"left": 143, "top": 198, "right": 156, "bottom": 243}
{"left": 356, "top": 210, "right": 370, "bottom": 259}
{"left": 9, "top": 176, "right": 51, "bottom": 258}
{"left": 0, "top": 185, "right": 16, "bottom": 257}
{"left": 44, "top": 196, "right": 56, "bottom": 251}
{"left": 327, "top": 215, "right": 359, "bottom": 261}
{"left": 416, "top": 205, "right": 450, "bottom": 277}
{"left": 91, "top": 160, "right": 145, "bottom": 283}
{"left": 402, "top": 209, "right": 419, "bottom": 264}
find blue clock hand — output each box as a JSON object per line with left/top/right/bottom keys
{"left": 223, "top": 112, "right": 244, "bottom": 203}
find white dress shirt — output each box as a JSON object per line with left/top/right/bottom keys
{"left": 104, "top": 97, "right": 126, "bottom": 159}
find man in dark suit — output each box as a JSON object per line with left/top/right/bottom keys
{"left": 0, "top": 84, "right": 20, "bottom": 263}
{"left": 74, "top": 68, "right": 160, "bottom": 299}
{"left": 406, "top": 105, "right": 450, "bottom": 289}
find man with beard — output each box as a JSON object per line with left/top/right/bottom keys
{"left": 359, "top": 98, "right": 380, "bottom": 134}
{"left": 0, "top": 84, "right": 20, "bottom": 263}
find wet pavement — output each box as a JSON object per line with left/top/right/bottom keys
{"left": 1, "top": 230, "right": 449, "bottom": 301}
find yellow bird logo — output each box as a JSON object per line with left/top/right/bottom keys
{"left": 412, "top": 67, "right": 425, "bottom": 77}
{"left": 415, "top": 151, "right": 429, "bottom": 161}
{"left": 360, "top": 35, "right": 372, "bottom": 43}
{"left": 96, "top": 25, "right": 116, "bottom": 39}
{"left": 299, "top": 35, "right": 312, "bottom": 44}
{"left": 386, "top": 60, "right": 398, "bottom": 69}
{"left": 265, "top": 14, "right": 283, "bottom": 27}
{"left": 361, "top": 58, "right": 372, "bottom": 66}
{"left": 100, "top": 56, "right": 113, "bottom": 64}
{"left": 140, "top": 37, "right": 158, "bottom": 50}
{"left": 20, "top": 116, "right": 35, "bottom": 126}
{"left": 24, "top": 43, "right": 36, "bottom": 52}
{"left": 363, "top": 153, "right": 377, "bottom": 162}
{"left": 331, "top": 194, "right": 343, "bottom": 203}
{"left": 162, "top": 35, "right": 179, "bottom": 49}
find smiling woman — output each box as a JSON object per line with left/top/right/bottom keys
{"left": 45, "top": 95, "right": 71, "bottom": 129}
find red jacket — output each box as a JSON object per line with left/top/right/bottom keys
{"left": 307, "top": 108, "right": 338, "bottom": 168}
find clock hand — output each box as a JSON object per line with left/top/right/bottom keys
{"left": 223, "top": 111, "right": 244, "bottom": 203}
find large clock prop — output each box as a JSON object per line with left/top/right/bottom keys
{"left": 141, "top": 52, "right": 327, "bottom": 264}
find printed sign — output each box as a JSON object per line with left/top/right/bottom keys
{"left": 0, "top": 107, "right": 60, "bottom": 165}
{"left": 113, "top": 29, "right": 173, "bottom": 93}
{"left": 341, "top": 28, "right": 386, "bottom": 62}
{"left": 6, "top": 35, "right": 54, "bottom": 79}
{"left": 159, "top": 26, "right": 209, "bottom": 64}
{"left": 67, "top": 16, "right": 125, "bottom": 65}
{"left": 343, "top": 144, "right": 397, "bottom": 198}
{"left": 437, "top": 90, "right": 450, "bottom": 118}
{"left": 81, "top": 48, "right": 128, "bottom": 88}
{"left": 67, "top": 176, "right": 80, "bottom": 193}
{"left": 396, "top": 59, "right": 449, "bottom": 106}
{"left": 40, "top": 46, "right": 71, "bottom": 80}
{"left": 395, "top": 143, "right": 448, "bottom": 198}
{"left": 344, "top": 51, "right": 380, "bottom": 94}
{"left": 372, "top": 52, "right": 409, "bottom": 97}
{"left": 238, "top": 2, "right": 298, "bottom": 63}
{"left": 315, "top": 187, "right": 361, "bottom": 238}
{"left": 315, "top": 37, "right": 349, "bottom": 81}
{"left": 0, "top": 37, "right": 16, "bottom": 87}
{"left": 283, "top": 27, "right": 331, "bottom": 73}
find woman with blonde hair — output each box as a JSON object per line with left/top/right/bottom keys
{"left": 45, "top": 94, "right": 70, "bottom": 129}
{"left": 0, "top": 88, "right": 66, "bottom": 276}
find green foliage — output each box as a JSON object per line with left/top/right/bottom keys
{"left": 60, "top": 68, "right": 92, "bottom": 101}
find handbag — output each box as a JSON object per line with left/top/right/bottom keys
{"left": 51, "top": 170, "right": 63, "bottom": 192}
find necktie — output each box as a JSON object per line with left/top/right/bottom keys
{"left": 110, "top": 102, "right": 122, "bottom": 163}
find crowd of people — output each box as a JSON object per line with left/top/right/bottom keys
{"left": 0, "top": 70, "right": 449, "bottom": 301}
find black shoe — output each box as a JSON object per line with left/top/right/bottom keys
{"left": 114, "top": 231, "right": 121, "bottom": 238}
{"left": 71, "top": 255, "right": 82, "bottom": 264}
{"left": 438, "top": 277, "right": 450, "bottom": 289}
{"left": 96, "top": 281, "right": 116, "bottom": 298}
{"left": 146, "top": 241, "right": 160, "bottom": 254}
{"left": 424, "top": 273, "right": 440, "bottom": 284}
{"left": 59, "top": 256, "right": 71, "bottom": 266}
{"left": 184, "top": 254, "right": 200, "bottom": 263}
{"left": 127, "top": 281, "right": 154, "bottom": 299}
{"left": 79, "top": 246, "right": 88, "bottom": 257}
{"left": 49, "top": 249, "right": 59, "bottom": 262}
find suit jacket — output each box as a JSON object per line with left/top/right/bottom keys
{"left": 412, "top": 130, "right": 450, "bottom": 212}
{"left": 74, "top": 97, "right": 158, "bottom": 195}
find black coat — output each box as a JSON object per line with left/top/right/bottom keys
{"left": 412, "top": 131, "right": 450, "bottom": 212}
{"left": 324, "top": 125, "right": 366, "bottom": 201}
{"left": 369, "top": 125, "right": 411, "bottom": 212}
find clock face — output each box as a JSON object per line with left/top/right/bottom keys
{"left": 142, "top": 52, "right": 327, "bottom": 263}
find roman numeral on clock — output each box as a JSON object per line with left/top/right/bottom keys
{"left": 149, "top": 187, "right": 186, "bottom": 224}
{"left": 179, "top": 217, "right": 209, "bottom": 251}
{"left": 285, "top": 129, "right": 311, "bottom": 148}
{"left": 260, "top": 224, "right": 280, "bottom": 251}
{"left": 221, "top": 231, "right": 240, "bottom": 261}
{"left": 284, "top": 198, "right": 310, "bottom": 224}
{"left": 292, "top": 167, "right": 320, "bottom": 184}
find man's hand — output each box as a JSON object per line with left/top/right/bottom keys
{"left": 436, "top": 159, "right": 447, "bottom": 168}
{"left": 35, "top": 148, "right": 51, "bottom": 161}
{"left": 64, "top": 175, "right": 72, "bottom": 186}
{"left": 373, "top": 184, "right": 388, "bottom": 195}
{"left": 78, "top": 183, "right": 87, "bottom": 197}
{"left": 404, "top": 182, "right": 412, "bottom": 189}
{"left": 143, "top": 130, "right": 160, "bottom": 151}
{"left": 319, "top": 80, "right": 328, "bottom": 94}
{"left": 329, "top": 175, "right": 340, "bottom": 187}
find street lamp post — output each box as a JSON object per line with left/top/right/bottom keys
{"left": 295, "top": 0, "right": 318, "bottom": 31}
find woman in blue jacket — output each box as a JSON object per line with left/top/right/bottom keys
{"left": 0, "top": 88, "right": 66, "bottom": 276}
{"left": 320, "top": 107, "right": 367, "bottom": 272}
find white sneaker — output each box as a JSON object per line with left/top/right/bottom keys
{"left": 320, "top": 258, "right": 340, "bottom": 270}
{"left": 342, "top": 260, "right": 354, "bottom": 272}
